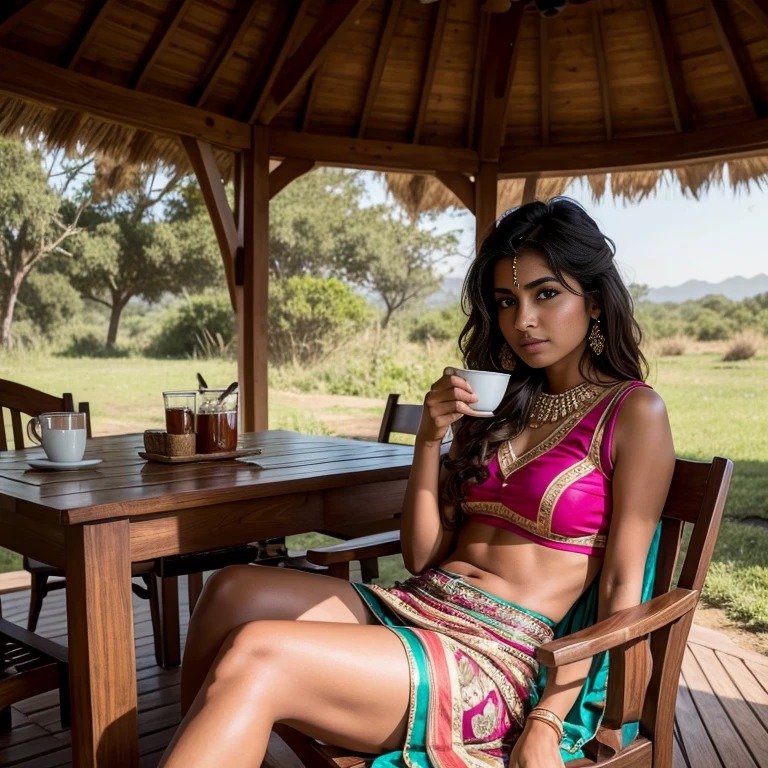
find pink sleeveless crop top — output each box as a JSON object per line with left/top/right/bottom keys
{"left": 461, "top": 380, "right": 649, "bottom": 557}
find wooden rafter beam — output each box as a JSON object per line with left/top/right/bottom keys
{"left": 734, "top": 0, "right": 768, "bottom": 31}
{"left": 645, "top": 0, "right": 695, "bottom": 132}
{"left": 591, "top": 5, "right": 613, "bottom": 140}
{"left": 239, "top": 0, "right": 310, "bottom": 124}
{"left": 468, "top": 9, "right": 491, "bottom": 149}
{"left": 540, "top": 16, "right": 550, "bottom": 146}
{"left": 478, "top": 4, "right": 526, "bottom": 161}
{"left": 707, "top": 0, "right": 766, "bottom": 118}
{"left": 181, "top": 138, "right": 238, "bottom": 311}
{"left": 0, "top": 49, "right": 250, "bottom": 149}
{"left": 270, "top": 157, "right": 316, "bottom": 198}
{"left": 358, "top": 0, "right": 402, "bottom": 138}
{"left": 299, "top": 64, "right": 324, "bottom": 132}
{"left": 259, "top": 0, "right": 378, "bottom": 125}
{"left": 0, "top": 0, "right": 52, "bottom": 37}
{"left": 129, "top": 0, "right": 195, "bottom": 90}
{"left": 413, "top": 0, "right": 449, "bottom": 144}
{"left": 498, "top": 118, "right": 768, "bottom": 176}
{"left": 269, "top": 129, "right": 478, "bottom": 173}
{"left": 65, "top": 0, "right": 113, "bottom": 70}
{"left": 191, "top": 0, "right": 262, "bottom": 108}
{"left": 435, "top": 172, "right": 475, "bottom": 213}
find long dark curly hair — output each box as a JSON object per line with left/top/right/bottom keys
{"left": 441, "top": 197, "right": 648, "bottom": 526}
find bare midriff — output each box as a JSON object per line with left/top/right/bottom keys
{"left": 439, "top": 520, "right": 603, "bottom": 624}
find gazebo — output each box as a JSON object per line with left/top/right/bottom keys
{"left": 2, "top": 0, "right": 768, "bottom": 434}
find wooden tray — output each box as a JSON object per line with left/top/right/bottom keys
{"left": 138, "top": 447, "right": 263, "bottom": 464}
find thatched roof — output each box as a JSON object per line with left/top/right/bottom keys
{"left": 1, "top": 0, "right": 768, "bottom": 194}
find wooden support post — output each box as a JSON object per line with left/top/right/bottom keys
{"left": 475, "top": 163, "right": 498, "bottom": 255}
{"left": 238, "top": 126, "right": 270, "bottom": 432}
{"left": 181, "top": 137, "right": 238, "bottom": 311}
{"left": 65, "top": 520, "right": 137, "bottom": 768}
{"left": 522, "top": 174, "right": 539, "bottom": 205}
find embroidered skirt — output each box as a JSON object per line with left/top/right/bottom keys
{"left": 352, "top": 569, "right": 555, "bottom": 768}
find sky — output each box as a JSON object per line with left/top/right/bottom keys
{"left": 363, "top": 172, "right": 768, "bottom": 290}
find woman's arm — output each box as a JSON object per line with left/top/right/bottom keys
{"left": 401, "top": 436, "right": 462, "bottom": 574}
{"left": 511, "top": 387, "right": 676, "bottom": 767}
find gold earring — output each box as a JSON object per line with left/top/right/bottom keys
{"left": 499, "top": 343, "right": 517, "bottom": 371}
{"left": 589, "top": 318, "right": 605, "bottom": 355}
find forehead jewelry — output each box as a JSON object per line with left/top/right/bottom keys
{"left": 512, "top": 254, "right": 519, "bottom": 288}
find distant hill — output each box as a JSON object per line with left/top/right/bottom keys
{"left": 647, "top": 274, "right": 768, "bottom": 303}
{"left": 425, "top": 276, "right": 464, "bottom": 308}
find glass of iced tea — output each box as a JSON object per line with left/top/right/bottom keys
{"left": 196, "top": 388, "right": 238, "bottom": 454}
{"left": 163, "top": 391, "right": 196, "bottom": 435}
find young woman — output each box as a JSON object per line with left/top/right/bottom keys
{"left": 160, "top": 198, "right": 675, "bottom": 768}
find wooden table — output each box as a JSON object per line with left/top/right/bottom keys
{"left": 0, "top": 431, "right": 414, "bottom": 768}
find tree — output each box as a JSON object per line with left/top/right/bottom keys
{"left": 629, "top": 283, "right": 650, "bottom": 303}
{"left": 346, "top": 212, "right": 459, "bottom": 328}
{"left": 0, "top": 138, "right": 86, "bottom": 347}
{"left": 71, "top": 166, "right": 224, "bottom": 347}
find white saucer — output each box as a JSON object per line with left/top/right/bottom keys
{"left": 27, "top": 458, "right": 103, "bottom": 471}
{"left": 471, "top": 410, "right": 496, "bottom": 418}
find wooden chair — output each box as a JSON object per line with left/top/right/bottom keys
{"left": 0, "top": 570, "right": 69, "bottom": 733}
{"left": 276, "top": 455, "right": 733, "bottom": 768}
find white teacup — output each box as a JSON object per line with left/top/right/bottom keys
{"left": 450, "top": 368, "right": 511, "bottom": 416}
{"left": 26, "top": 412, "right": 87, "bottom": 463}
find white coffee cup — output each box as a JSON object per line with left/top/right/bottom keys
{"left": 26, "top": 412, "right": 87, "bottom": 463}
{"left": 450, "top": 368, "right": 511, "bottom": 415}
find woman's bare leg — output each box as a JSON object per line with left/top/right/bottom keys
{"left": 181, "top": 565, "right": 378, "bottom": 712}
{"left": 161, "top": 619, "right": 411, "bottom": 768}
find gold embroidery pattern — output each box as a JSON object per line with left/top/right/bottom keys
{"left": 463, "top": 500, "right": 607, "bottom": 549}
{"left": 588, "top": 381, "right": 638, "bottom": 479}
{"left": 537, "top": 459, "right": 599, "bottom": 538}
{"left": 497, "top": 384, "right": 620, "bottom": 480}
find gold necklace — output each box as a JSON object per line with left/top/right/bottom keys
{"left": 528, "top": 382, "right": 601, "bottom": 429}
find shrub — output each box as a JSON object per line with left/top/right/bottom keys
{"left": 147, "top": 294, "right": 235, "bottom": 358}
{"left": 657, "top": 335, "right": 687, "bottom": 356}
{"left": 60, "top": 333, "right": 130, "bottom": 358}
{"left": 269, "top": 275, "right": 373, "bottom": 367}
{"left": 723, "top": 330, "right": 761, "bottom": 362}
{"left": 407, "top": 307, "right": 464, "bottom": 344}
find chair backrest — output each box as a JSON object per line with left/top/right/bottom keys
{"left": 377, "top": 393, "right": 452, "bottom": 445}
{"left": 593, "top": 456, "right": 732, "bottom": 764}
{"left": 0, "top": 379, "right": 92, "bottom": 451}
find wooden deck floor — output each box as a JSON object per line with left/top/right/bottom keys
{"left": 1, "top": 582, "right": 767, "bottom": 767}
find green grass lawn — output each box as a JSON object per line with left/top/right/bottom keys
{"left": 2, "top": 350, "right": 767, "bottom": 632}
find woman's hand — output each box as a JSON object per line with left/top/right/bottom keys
{"left": 509, "top": 719, "right": 565, "bottom": 768}
{"left": 417, "top": 367, "right": 482, "bottom": 446}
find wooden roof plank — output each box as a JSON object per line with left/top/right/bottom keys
{"left": 357, "top": 0, "right": 403, "bottom": 139}
{"left": 191, "top": 0, "right": 262, "bottom": 108}
{"left": 64, "top": 0, "right": 114, "bottom": 71}
{"left": 412, "top": 0, "right": 449, "bottom": 144}
{"left": 644, "top": 0, "right": 695, "bottom": 132}
{"left": 734, "top": 0, "right": 768, "bottom": 31}
{"left": 539, "top": 16, "right": 550, "bottom": 147}
{"left": 706, "top": 0, "right": 766, "bottom": 119}
{"left": 0, "top": 0, "right": 52, "bottom": 38}
{"left": 591, "top": 5, "right": 613, "bottom": 141}
{"left": 478, "top": 4, "right": 526, "bottom": 162}
{"left": 259, "top": 0, "right": 378, "bottom": 126}
{"left": 128, "top": 0, "right": 195, "bottom": 91}
{"left": 241, "top": 0, "right": 312, "bottom": 124}
{"left": 468, "top": 7, "right": 490, "bottom": 149}
{"left": 0, "top": 48, "right": 250, "bottom": 150}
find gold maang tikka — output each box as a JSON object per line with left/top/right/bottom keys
{"left": 512, "top": 254, "right": 519, "bottom": 288}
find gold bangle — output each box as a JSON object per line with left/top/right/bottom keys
{"left": 527, "top": 707, "right": 564, "bottom": 741}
